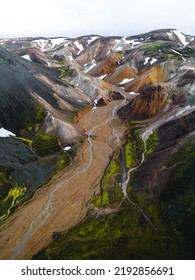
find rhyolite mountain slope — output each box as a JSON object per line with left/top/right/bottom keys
{"left": 0, "top": 29, "right": 194, "bottom": 260}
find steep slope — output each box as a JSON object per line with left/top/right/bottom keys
{"left": 0, "top": 47, "right": 90, "bottom": 223}
{"left": 0, "top": 47, "right": 89, "bottom": 140}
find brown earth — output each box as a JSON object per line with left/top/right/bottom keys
{"left": 118, "top": 85, "right": 169, "bottom": 120}
{"left": 0, "top": 100, "right": 127, "bottom": 260}
{"left": 89, "top": 52, "right": 123, "bottom": 77}
{"left": 125, "top": 62, "right": 176, "bottom": 92}
{"left": 105, "top": 64, "right": 138, "bottom": 84}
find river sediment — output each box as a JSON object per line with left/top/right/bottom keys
{"left": 0, "top": 100, "right": 127, "bottom": 260}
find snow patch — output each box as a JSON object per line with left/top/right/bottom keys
{"left": 150, "top": 58, "right": 157, "bottom": 65}
{"left": 0, "top": 128, "right": 16, "bottom": 137}
{"left": 49, "top": 38, "right": 67, "bottom": 48}
{"left": 112, "top": 38, "right": 141, "bottom": 52}
{"left": 22, "top": 55, "right": 32, "bottom": 61}
{"left": 74, "top": 41, "right": 84, "bottom": 54}
{"left": 93, "top": 99, "right": 99, "bottom": 107}
{"left": 115, "top": 46, "right": 123, "bottom": 51}
{"left": 87, "top": 36, "right": 99, "bottom": 44}
{"left": 120, "top": 78, "right": 134, "bottom": 84}
{"left": 64, "top": 146, "right": 71, "bottom": 151}
{"left": 32, "top": 38, "right": 68, "bottom": 51}
{"left": 123, "top": 38, "right": 140, "bottom": 47}
{"left": 144, "top": 57, "right": 157, "bottom": 65}
{"left": 67, "top": 54, "right": 73, "bottom": 61}
{"left": 173, "top": 30, "right": 188, "bottom": 46}
{"left": 99, "top": 74, "right": 107, "bottom": 79}
{"left": 32, "top": 39, "right": 49, "bottom": 51}
{"left": 172, "top": 49, "right": 186, "bottom": 61}
{"left": 144, "top": 57, "right": 150, "bottom": 65}
{"left": 128, "top": 91, "right": 139, "bottom": 95}
{"left": 167, "top": 30, "right": 188, "bottom": 46}
{"left": 112, "top": 39, "right": 122, "bottom": 51}
{"left": 83, "top": 60, "right": 96, "bottom": 72}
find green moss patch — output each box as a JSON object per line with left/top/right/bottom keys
{"left": 32, "top": 133, "right": 61, "bottom": 157}
{"left": 34, "top": 202, "right": 181, "bottom": 260}
{"left": 58, "top": 66, "right": 73, "bottom": 78}
{"left": 140, "top": 41, "right": 195, "bottom": 61}
{"left": 0, "top": 184, "right": 27, "bottom": 220}
{"left": 145, "top": 131, "right": 159, "bottom": 157}
{"left": 124, "top": 139, "right": 135, "bottom": 169}
{"left": 95, "top": 152, "right": 122, "bottom": 208}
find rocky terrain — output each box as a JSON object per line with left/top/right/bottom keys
{"left": 0, "top": 29, "right": 194, "bottom": 259}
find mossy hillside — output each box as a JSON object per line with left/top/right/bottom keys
{"left": 0, "top": 136, "right": 70, "bottom": 222}
{"left": 34, "top": 201, "right": 182, "bottom": 260}
{"left": 0, "top": 103, "right": 71, "bottom": 222}
{"left": 123, "top": 125, "right": 147, "bottom": 169}
{"left": 140, "top": 41, "right": 195, "bottom": 61}
{"left": 145, "top": 130, "right": 159, "bottom": 158}
{"left": 129, "top": 127, "right": 145, "bottom": 161}
{"left": 94, "top": 129, "right": 143, "bottom": 209}
{"left": 165, "top": 139, "right": 194, "bottom": 168}
{"left": 95, "top": 152, "right": 123, "bottom": 208}
{"left": 32, "top": 132, "right": 61, "bottom": 157}
{"left": 161, "top": 138, "right": 195, "bottom": 203}
{"left": 21, "top": 104, "right": 47, "bottom": 138}
{"left": 124, "top": 129, "right": 166, "bottom": 232}
{"left": 127, "top": 130, "right": 159, "bottom": 199}
{"left": 0, "top": 166, "right": 13, "bottom": 201}
{"left": 158, "top": 138, "right": 195, "bottom": 259}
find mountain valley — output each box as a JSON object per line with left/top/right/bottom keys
{"left": 0, "top": 29, "right": 194, "bottom": 259}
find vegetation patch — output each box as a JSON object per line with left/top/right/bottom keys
{"left": 124, "top": 139, "right": 135, "bottom": 169}
{"left": 21, "top": 105, "right": 47, "bottom": 139}
{"left": 32, "top": 133, "right": 61, "bottom": 157}
{"left": 160, "top": 138, "right": 195, "bottom": 259}
{"left": 95, "top": 152, "right": 122, "bottom": 208}
{"left": 58, "top": 66, "right": 73, "bottom": 78}
{"left": 145, "top": 131, "right": 159, "bottom": 157}
{"left": 0, "top": 184, "right": 27, "bottom": 220}
{"left": 34, "top": 201, "right": 182, "bottom": 260}
{"left": 139, "top": 41, "right": 195, "bottom": 61}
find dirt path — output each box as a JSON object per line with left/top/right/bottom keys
{"left": 0, "top": 100, "right": 127, "bottom": 260}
